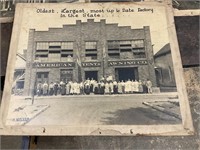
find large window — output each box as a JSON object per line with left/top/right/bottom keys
{"left": 107, "top": 41, "right": 120, "bottom": 59}
{"left": 49, "top": 42, "right": 61, "bottom": 62}
{"left": 35, "top": 42, "right": 74, "bottom": 62}
{"left": 61, "top": 42, "right": 73, "bottom": 61}
{"left": 107, "top": 40, "right": 146, "bottom": 59}
{"left": 132, "top": 40, "right": 146, "bottom": 58}
{"left": 36, "top": 42, "right": 49, "bottom": 61}
{"left": 85, "top": 42, "right": 97, "bottom": 60}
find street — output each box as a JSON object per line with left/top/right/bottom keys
{"left": 7, "top": 93, "right": 181, "bottom": 126}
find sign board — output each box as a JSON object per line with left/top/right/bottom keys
{"left": 82, "top": 62, "right": 101, "bottom": 67}
{"left": 33, "top": 62, "right": 75, "bottom": 68}
{"left": 108, "top": 60, "right": 148, "bottom": 66}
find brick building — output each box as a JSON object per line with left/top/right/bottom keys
{"left": 24, "top": 19, "right": 157, "bottom": 95}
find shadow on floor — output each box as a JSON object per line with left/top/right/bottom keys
{"left": 101, "top": 107, "right": 182, "bottom": 125}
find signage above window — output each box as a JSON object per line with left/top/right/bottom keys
{"left": 33, "top": 62, "right": 75, "bottom": 68}
{"left": 108, "top": 60, "right": 148, "bottom": 66}
{"left": 82, "top": 62, "right": 101, "bottom": 67}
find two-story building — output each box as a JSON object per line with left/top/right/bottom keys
{"left": 23, "top": 19, "right": 157, "bottom": 95}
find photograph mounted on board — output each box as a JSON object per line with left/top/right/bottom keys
{"left": 0, "top": 2, "right": 194, "bottom": 135}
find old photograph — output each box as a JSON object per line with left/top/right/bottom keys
{"left": 0, "top": 2, "right": 193, "bottom": 135}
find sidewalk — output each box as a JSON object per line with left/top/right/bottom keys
{"left": 143, "top": 101, "right": 181, "bottom": 120}
{"left": 12, "top": 92, "right": 179, "bottom": 101}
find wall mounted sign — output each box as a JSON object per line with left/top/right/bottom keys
{"left": 82, "top": 62, "right": 101, "bottom": 67}
{"left": 33, "top": 62, "right": 75, "bottom": 68}
{"left": 108, "top": 60, "right": 148, "bottom": 66}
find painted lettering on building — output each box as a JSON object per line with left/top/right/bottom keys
{"left": 33, "top": 62, "right": 75, "bottom": 68}
{"left": 108, "top": 60, "right": 148, "bottom": 66}
{"left": 82, "top": 62, "right": 101, "bottom": 67}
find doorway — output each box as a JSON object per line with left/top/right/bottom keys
{"left": 60, "top": 69, "right": 73, "bottom": 82}
{"left": 85, "top": 71, "right": 98, "bottom": 81}
{"left": 36, "top": 72, "right": 49, "bottom": 84}
{"left": 115, "top": 67, "right": 138, "bottom": 82}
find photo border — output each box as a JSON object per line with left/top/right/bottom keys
{"left": 0, "top": 2, "right": 194, "bottom": 136}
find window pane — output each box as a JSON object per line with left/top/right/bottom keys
{"left": 85, "top": 42, "right": 97, "bottom": 49}
{"left": 132, "top": 40, "right": 144, "bottom": 48}
{"left": 61, "top": 42, "right": 73, "bottom": 49}
{"left": 85, "top": 54, "right": 97, "bottom": 60}
{"left": 133, "top": 52, "right": 146, "bottom": 58}
{"left": 49, "top": 53, "right": 60, "bottom": 61}
{"left": 120, "top": 40, "right": 131, "bottom": 46}
{"left": 49, "top": 42, "right": 61, "bottom": 49}
{"left": 61, "top": 42, "right": 73, "bottom": 59}
{"left": 108, "top": 41, "right": 119, "bottom": 49}
{"left": 36, "top": 42, "right": 48, "bottom": 50}
{"left": 49, "top": 42, "right": 61, "bottom": 46}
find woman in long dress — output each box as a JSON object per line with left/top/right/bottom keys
{"left": 135, "top": 80, "right": 139, "bottom": 93}
{"left": 109, "top": 81, "right": 114, "bottom": 95}
{"left": 105, "top": 82, "right": 109, "bottom": 94}
{"left": 138, "top": 80, "right": 143, "bottom": 93}
{"left": 75, "top": 82, "right": 80, "bottom": 95}
{"left": 125, "top": 80, "right": 131, "bottom": 94}
{"left": 70, "top": 82, "right": 74, "bottom": 95}
{"left": 66, "top": 81, "right": 70, "bottom": 95}
{"left": 118, "top": 81, "right": 122, "bottom": 94}
{"left": 79, "top": 81, "right": 84, "bottom": 95}
{"left": 131, "top": 80, "right": 135, "bottom": 93}
{"left": 121, "top": 80, "right": 125, "bottom": 94}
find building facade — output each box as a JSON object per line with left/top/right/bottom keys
{"left": 154, "top": 43, "right": 177, "bottom": 92}
{"left": 24, "top": 19, "right": 157, "bottom": 95}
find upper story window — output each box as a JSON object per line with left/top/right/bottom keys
{"left": 132, "top": 40, "right": 145, "bottom": 58}
{"left": 61, "top": 42, "right": 74, "bottom": 61}
{"left": 35, "top": 41, "right": 74, "bottom": 62}
{"left": 36, "top": 42, "right": 49, "bottom": 50}
{"left": 132, "top": 40, "right": 144, "bottom": 48}
{"left": 61, "top": 42, "right": 73, "bottom": 50}
{"left": 85, "top": 42, "right": 97, "bottom": 60}
{"left": 108, "top": 41, "right": 120, "bottom": 59}
{"left": 36, "top": 42, "right": 48, "bottom": 62}
{"left": 107, "top": 40, "right": 146, "bottom": 59}
{"left": 48, "top": 42, "right": 61, "bottom": 62}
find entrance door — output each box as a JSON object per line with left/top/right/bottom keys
{"left": 115, "top": 68, "right": 138, "bottom": 81}
{"left": 85, "top": 71, "right": 98, "bottom": 81}
{"left": 60, "top": 69, "right": 73, "bottom": 82}
{"left": 36, "top": 72, "right": 49, "bottom": 84}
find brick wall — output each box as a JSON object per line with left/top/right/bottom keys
{"left": 24, "top": 19, "right": 156, "bottom": 96}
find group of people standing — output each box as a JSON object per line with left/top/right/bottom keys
{"left": 36, "top": 78, "right": 153, "bottom": 96}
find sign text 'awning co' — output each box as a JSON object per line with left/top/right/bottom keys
{"left": 108, "top": 60, "right": 148, "bottom": 66}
